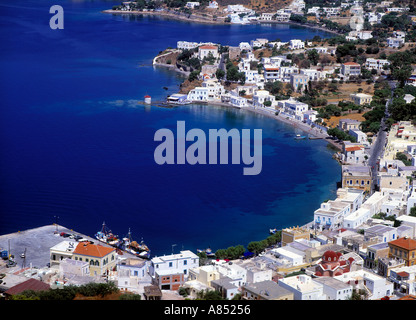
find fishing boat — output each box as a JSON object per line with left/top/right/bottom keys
{"left": 128, "top": 240, "right": 151, "bottom": 259}
{"left": 294, "top": 134, "right": 307, "bottom": 140}
{"left": 95, "top": 222, "right": 120, "bottom": 246}
{"left": 119, "top": 229, "right": 151, "bottom": 259}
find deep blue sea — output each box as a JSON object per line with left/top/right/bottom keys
{"left": 0, "top": 0, "right": 340, "bottom": 256}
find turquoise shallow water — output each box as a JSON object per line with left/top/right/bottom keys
{"left": 0, "top": 0, "right": 340, "bottom": 256}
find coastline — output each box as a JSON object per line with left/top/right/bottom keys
{"left": 102, "top": 9, "right": 342, "bottom": 36}
{"left": 150, "top": 62, "right": 342, "bottom": 151}
{"left": 102, "top": 9, "right": 227, "bottom": 25}
{"left": 179, "top": 100, "right": 342, "bottom": 151}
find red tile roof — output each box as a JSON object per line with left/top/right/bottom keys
{"left": 345, "top": 146, "right": 362, "bottom": 152}
{"left": 199, "top": 45, "right": 217, "bottom": 50}
{"left": 74, "top": 242, "right": 115, "bottom": 258}
{"left": 343, "top": 62, "right": 360, "bottom": 66}
{"left": 389, "top": 237, "right": 416, "bottom": 250}
{"left": 5, "top": 278, "right": 50, "bottom": 296}
{"left": 397, "top": 271, "right": 409, "bottom": 278}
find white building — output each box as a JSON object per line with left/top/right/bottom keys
{"left": 364, "top": 224, "right": 398, "bottom": 243}
{"left": 314, "top": 200, "right": 352, "bottom": 231}
{"left": 270, "top": 247, "right": 304, "bottom": 267}
{"left": 187, "top": 80, "right": 224, "bottom": 102}
{"left": 149, "top": 250, "right": 199, "bottom": 281}
{"left": 343, "top": 192, "right": 387, "bottom": 229}
{"left": 289, "top": 39, "right": 305, "bottom": 50}
{"left": 290, "top": 74, "right": 309, "bottom": 93}
{"left": 349, "top": 129, "right": 369, "bottom": 145}
{"left": 278, "top": 274, "right": 326, "bottom": 300}
{"left": 396, "top": 215, "right": 416, "bottom": 238}
{"left": 177, "top": 41, "right": 199, "bottom": 50}
{"left": 198, "top": 45, "right": 219, "bottom": 60}
{"left": 275, "top": 10, "right": 291, "bottom": 22}
{"left": 263, "top": 66, "right": 281, "bottom": 82}
{"left": 260, "top": 12, "right": 275, "bottom": 21}
{"left": 365, "top": 58, "right": 390, "bottom": 71}
{"left": 252, "top": 90, "right": 276, "bottom": 108}
{"left": 312, "top": 277, "right": 353, "bottom": 300}
{"left": 185, "top": 2, "right": 200, "bottom": 9}
{"left": 387, "top": 37, "right": 405, "bottom": 48}
{"left": 334, "top": 270, "right": 393, "bottom": 300}
{"left": 226, "top": 5, "right": 251, "bottom": 13}
{"left": 322, "top": 7, "right": 341, "bottom": 16}
{"left": 250, "top": 38, "right": 268, "bottom": 48}
{"left": 282, "top": 99, "right": 309, "bottom": 121}
{"left": 389, "top": 265, "right": 416, "bottom": 296}
{"left": 229, "top": 93, "right": 249, "bottom": 108}
{"left": 117, "top": 258, "right": 150, "bottom": 293}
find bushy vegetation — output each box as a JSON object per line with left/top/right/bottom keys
{"left": 211, "top": 231, "right": 282, "bottom": 260}
{"left": 372, "top": 212, "right": 401, "bottom": 227}
{"left": 8, "top": 282, "right": 121, "bottom": 300}
{"left": 327, "top": 127, "right": 357, "bottom": 142}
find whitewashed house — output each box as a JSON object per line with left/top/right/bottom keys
{"left": 365, "top": 58, "right": 390, "bottom": 71}
{"left": 149, "top": 250, "right": 199, "bottom": 283}
{"left": 314, "top": 200, "right": 351, "bottom": 231}
{"left": 312, "top": 277, "right": 353, "bottom": 300}
{"left": 278, "top": 274, "right": 326, "bottom": 300}
{"left": 186, "top": 2, "right": 200, "bottom": 9}
{"left": 289, "top": 39, "right": 305, "bottom": 50}
{"left": 387, "top": 37, "right": 405, "bottom": 48}
{"left": 252, "top": 90, "right": 276, "bottom": 108}
{"left": 198, "top": 45, "right": 219, "bottom": 60}
{"left": 177, "top": 41, "right": 199, "bottom": 50}
{"left": 334, "top": 270, "right": 393, "bottom": 300}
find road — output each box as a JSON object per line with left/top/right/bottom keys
{"left": 367, "top": 80, "right": 396, "bottom": 193}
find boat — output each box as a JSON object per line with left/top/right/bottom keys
{"left": 167, "top": 93, "right": 191, "bottom": 105}
{"left": 294, "top": 134, "right": 307, "bottom": 140}
{"left": 95, "top": 222, "right": 120, "bottom": 246}
{"left": 120, "top": 229, "right": 151, "bottom": 259}
{"left": 197, "top": 247, "right": 215, "bottom": 257}
{"left": 128, "top": 240, "right": 151, "bottom": 259}
{"left": 269, "top": 228, "right": 277, "bottom": 234}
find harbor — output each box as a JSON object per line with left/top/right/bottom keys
{"left": 0, "top": 224, "right": 144, "bottom": 272}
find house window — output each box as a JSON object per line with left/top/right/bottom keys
{"left": 169, "top": 262, "right": 173, "bottom": 268}
{"left": 184, "top": 260, "right": 187, "bottom": 265}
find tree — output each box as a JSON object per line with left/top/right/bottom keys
{"left": 307, "top": 49, "right": 319, "bottom": 66}
{"left": 247, "top": 241, "right": 263, "bottom": 255}
{"left": 215, "top": 68, "right": 225, "bottom": 80}
{"left": 188, "top": 70, "right": 200, "bottom": 82}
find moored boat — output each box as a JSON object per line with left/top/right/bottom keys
{"left": 95, "top": 221, "right": 120, "bottom": 246}
{"left": 294, "top": 134, "right": 307, "bottom": 140}
{"left": 197, "top": 247, "right": 215, "bottom": 257}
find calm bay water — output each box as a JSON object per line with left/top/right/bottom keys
{"left": 0, "top": 0, "right": 340, "bottom": 256}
